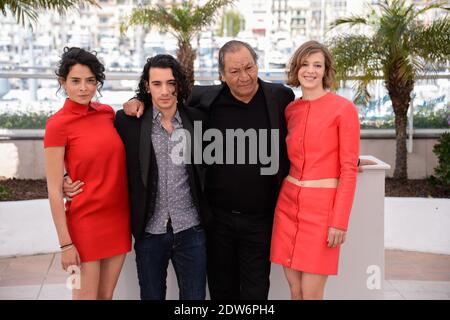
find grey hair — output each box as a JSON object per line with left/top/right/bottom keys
{"left": 218, "top": 40, "right": 258, "bottom": 75}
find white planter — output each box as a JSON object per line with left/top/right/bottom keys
{"left": 2, "top": 196, "right": 448, "bottom": 258}
{"left": 1, "top": 167, "right": 449, "bottom": 299}
{"left": 385, "top": 197, "right": 450, "bottom": 255}
{"left": 0, "top": 199, "right": 59, "bottom": 257}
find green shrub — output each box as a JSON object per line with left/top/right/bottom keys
{"left": 429, "top": 132, "right": 450, "bottom": 187}
{"left": 414, "top": 108, "right": 449, "bottom": 129}
{"left": 360, "top": 108, "right": 449, "bottom": 129}
{"left": 0, "top": 184, "right": 10, "bottom": 201}
{"left": 0, "top": 111, "right": 52, "bottom": 129}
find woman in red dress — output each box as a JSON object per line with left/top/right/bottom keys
{"left": 44, "top": 47, "right": 131, "bottom": 300}
{"left": 270, "top": 41, "right": 360, "bottom": 299}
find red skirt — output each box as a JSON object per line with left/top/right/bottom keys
{"left": 270, "top": 179, "right": 340, "bottom": 275}
{"left": 66, "top": 191, "right": 131, "bottom": 263}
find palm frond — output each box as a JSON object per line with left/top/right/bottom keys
{"left": 377, "top": 3, "right": 413, "bottom": 53}
{"left": 329, "top": 15, "right": 369, "bottom": 30}
{"left": 169, "top": 1, "right": 193, "bottom": 34}
{"left": 353, "top": 74, "right": 374, "bottom": 105}
{"left": 414, "top": 0, "right": 450, "bottom": 18}
{"left": 377, "top": 0, "right": 392, "bottom": 13}
{"left": 121, "top": 6, "right": 168, "bottom": 33}
{"left": 30, "top": 0, "right": 98, "bottom": 13}
{"left": 330, "top": 35, "right": 381, "bottom": 78}
{"left": 191, "top": 0, "right": 234, "bottom": 33}
{"left": 329, "top": 35, "right": 381, "bottom": 103}
{"left": 0, "top": 0, "right": 36, "bottom": 24}
{"left": 122, "top": 0, "right": 235, "bottom": 41}
{"left": 1, "top": 0, "right": 99, "bottom": 25}
{"left": 409, "top": 17, "right": 450, "bottom": 63}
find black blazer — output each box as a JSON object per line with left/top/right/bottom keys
{"left": 115, "top": 104, "right": 211, "bottom": 240}
{"left": 187, "top": 79, "right": 295, "bottom": 187}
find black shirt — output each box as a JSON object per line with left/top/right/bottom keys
{"left": 205, "top": 83, "right": 278, "bottom": 214}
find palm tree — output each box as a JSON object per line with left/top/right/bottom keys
{"left": 121, "top": 0, "right": 235, "bottom": 91}
{"left": 329, "top": 0, "right": 449, "bottom": 180}
{"left": 219, "top": 9, "right": 243, "bottom": 37}
{"left": 0, "top": 0, "right": 99, "bottom": 25}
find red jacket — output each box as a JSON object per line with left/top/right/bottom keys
{"left": 285, "top": 92, "right": 360, "bottom": 230}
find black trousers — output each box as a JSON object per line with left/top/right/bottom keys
{"left": 206, "top": 206, "right": 274, "bottom": 300}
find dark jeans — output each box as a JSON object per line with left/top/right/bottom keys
{"left": 134, "top": 225, "right": 207, "bottom": 300}
{"left": 206, "top": 207, "right": 273, "bottom": 300}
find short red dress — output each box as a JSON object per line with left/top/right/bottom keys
{"left": 44, "top": 98, "right": 131, "bottom": 262}
{"left": 270, "top": 92, "right": 360, "bottom": 275}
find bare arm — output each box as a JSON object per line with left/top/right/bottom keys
{"left": 45, "top": 147, "right": 80, "bottom": 270}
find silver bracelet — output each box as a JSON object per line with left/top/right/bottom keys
{"left": 61, "top": 244, "right": 74, "bottom": 252}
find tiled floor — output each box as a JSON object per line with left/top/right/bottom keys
{"left": 0, "top": 253, "right": 70, "bottom": 300}
{"left": 383, "top": 250, "right": 450, "bottom": 300}
{"left": 0, "top": 249, "right": 449, "bottom": 300}
{"left": 385, "top": 250, "right": 450, "bottom": 281}
{"left": 384, "top": 250, "right": 450, "bottom": 300}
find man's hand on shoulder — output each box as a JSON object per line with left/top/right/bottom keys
{"left": 63, "top": 175, "right": 84, "bottom": 201}
{"left": 123, "top": 99, "right": 144, "bottom": 118}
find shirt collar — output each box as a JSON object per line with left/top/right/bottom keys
{"left": 152, "top": 106, "right": 182, "bottom": 125}
{"left": 63, "top": 98, "right": 100, "bottom": 115}
{"left": 221, "top": 78, "right": 262, "bottom": 101}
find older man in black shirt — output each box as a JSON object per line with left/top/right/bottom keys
{"left": 189, "top": 42, "right": 294, "bottom": 299}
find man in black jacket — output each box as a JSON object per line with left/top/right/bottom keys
{"left": 112, "top": 54, "right": 212, "bottom": 300}
{"left": 124, "top": 41, "right": 295, "bottom": 300}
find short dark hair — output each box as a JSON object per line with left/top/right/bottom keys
{"left": 218, "top": 40, "right": 258, "bottom": 75}
{"left": 287, "top": 40, "right": 336, "bottom": 89}
{"left": 55, "top": 47, "right": 105, "bottom": 94}
{"left": 136, "top": 54, "right": 189, "bottom": 109}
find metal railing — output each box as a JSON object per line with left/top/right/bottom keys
{"left": 1, "top": 72, "right": 449, "bottom": 149}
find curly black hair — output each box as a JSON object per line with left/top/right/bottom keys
{"left": 136, "top": 54, "right": 189, "bottom": 109}
{"left": 55, "top": 47, "right": 105, "bottom": 94}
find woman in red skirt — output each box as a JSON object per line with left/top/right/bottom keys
{"left": 270, "top": 41, "right": 360, "bottom": 300}
{"left": 44, "top": 47, "right": 131, "bottom": 299}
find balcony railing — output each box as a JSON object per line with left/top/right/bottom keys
{"left": 1, "top": 71, "right": 449, "bottom": 141}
